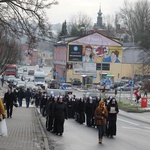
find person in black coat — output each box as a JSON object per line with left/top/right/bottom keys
{"left": 46, "top": 96, "right": 58, "bottom": 132}
{"left": 17, "top": 88, "right": 25, "bottom": 107}
{"left": 25, "top": 88, "right": 32, "bottom": 108}
{"left": 85, "top": 97, "right": 95, "bottom": 127}
{"left": 106, "top": 97, "right": 119, "bottom": 138}
{"left": 52, "top": 96, "right": 68, "bottom": 136}
{"left": 67, "top": 97, "right": 74, "bottom": 119}
{"left": 74, "top": 97, "right": 79, "bottom": 122}
{"left": 4, "top": 87, "right": 16, "bottom": 118}
{"left": 71, "top": 95, "right": 76, "bottom": 119}
{"left": 78, "top": 98, "right": 85, "bottom": 124}
{"left": 34, "top": 90, "right": 42, "bottom": 108}
{"left": 40, "top": 91, "right": 47, "bottom": 116}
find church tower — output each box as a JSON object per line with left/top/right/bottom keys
{"left": 97, "top": 4, "right": 103, "bottom": 29}
{"left": 93, "top": 3, "right": 103, "bottom": 30}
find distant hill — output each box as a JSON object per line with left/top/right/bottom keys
{"left": 52, "top": 23, "right": 62, "bottom": 34}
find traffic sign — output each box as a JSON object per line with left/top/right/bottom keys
{"left": 128, "top": 79, "right": 134, "bottom": 87}
{"left": 93, "top": 74, "right": 97, "bottom": 78}
{"left": 54, "top": 72, "right": 58, "bottom": 76}
{"left": 62, "top": 85, "right": 66, "bottom": 90}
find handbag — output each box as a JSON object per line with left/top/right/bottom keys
{"left": 0, "top": 119, "right": 8, "bottom": 136}
{"left": 31, "top": 99, "right": 35, "bottom": 105}
{"left": 13, "top": 102, "right": 18, "bottom": 107}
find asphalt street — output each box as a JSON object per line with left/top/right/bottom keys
{"left": 0, "top": 69, "right": 150, "bottom": 150}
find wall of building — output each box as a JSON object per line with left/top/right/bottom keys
{"left": 54, "top": 33, "right": 143, "bottom": 85}
{"left": 66, "top": 63, "right": 141, "bottom": 83}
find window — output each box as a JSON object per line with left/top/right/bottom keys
{"left": 96, "top": 63, "right": 110, "bottom": 70}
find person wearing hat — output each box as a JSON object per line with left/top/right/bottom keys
{"left": 4, "top": 87, "right": 16, "bottom": 118}
{"left": 52, "top": 96, "right": 68, "bottom": 136}
{"left": 106, "top": 97, "right": 119, "bottom": 138}
{"left": 94, "top": 100, "right": 108, "bottom": 144}
{"left": 46, "top": 95, "right": 56, "bottom": 132}
{"left": 78, "top": 97, "right": 85, "bottom": 124}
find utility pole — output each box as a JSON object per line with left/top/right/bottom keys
{"left": 122, "top": 14, "right": 135, "bottom": 103}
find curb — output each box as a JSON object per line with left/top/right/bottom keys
{"left": 35, "top": 108, "right": 50, "bottom": 150}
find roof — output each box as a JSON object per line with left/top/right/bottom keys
{"left": 69, "top": 32, "right": 122, "bottom": 46}
{"left": 34, "top": 71, "right": 45, "bottom": 77}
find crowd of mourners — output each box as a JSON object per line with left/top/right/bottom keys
{"left": 3, "top": 86, "right": 119, "bottom": 144}
{"left": 37, "top": 92, "right": 119, "bottom": 144}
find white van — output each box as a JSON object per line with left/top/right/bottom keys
{"left": 17, "top": 68, "right": 24, "bottom": 78}
{"left": 34, "top": 71, "right": 47, "bottom": 90}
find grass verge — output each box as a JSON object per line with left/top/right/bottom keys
{"left": 118, "top": 101, "right": 149, "bottom": 113}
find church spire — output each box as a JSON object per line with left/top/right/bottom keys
{"left": 97, "top": 2, "right": 103, "bottom": 29}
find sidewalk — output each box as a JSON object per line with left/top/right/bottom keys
{"left": 0, "top": 107, "right": 50, "bottom": 150}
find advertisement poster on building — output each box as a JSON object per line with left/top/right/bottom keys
{"left": 81, "top": 44, "right": 122, "bottom": 63}
{"left": 102, "top": 46, "right": 122, "bottom": 63}
{"left": 82, "top": 45, "right": 95, "bottom": 62}
{"left": 73, "top": 63, "right": 83, "bottom": 74}
{"left": 93, "top": 45, "right": 122, "bottom": 63}
{"left": 73, "top": 62, "right": 96, "bottom": 75}
{"left": 66, "top": 62, "right": 73, "bottom": 69}
{"left": 68, "top": 44, "right": 122, "bottom": 63}
{"left": 68, "top": 45, "right": 83, "bottom": 61}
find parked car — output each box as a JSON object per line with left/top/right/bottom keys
{"left": 6, "top": 75, "right": 16, "bottom": 83}
{"left": 23, "top": 68, "right": 27, "bottom": 72}
{"left": 59, "top": 83, "right": 73, "bottom": 90}
{"left": 16, "top": 81, "right": 26, "bottom": 89}
{"left": 59, "top": 83, "right": 73, "bottom": 94}
{"left": 117, "top": 84, "right": 139, "bottom": 91}
{"left": 46, "top": 88, "right": 73, "bottom": 97}
{"left": 113, "top": 81, "right": 127, "bottom": 89}
{"left": 71, "top": 78, "right": 82, "bottom": 85}
{"left": 83, "top": 92, "right": 100, "bottom": 101}
{"left": 47, "top": 79, "right": 60, "bottom": 89}
{"left": 25, "top": 81, "right": 41, "bottom": 91}
{"left": 28, "top": 70, "right": 35, "bottom": 75}
{"left": 12, "top": 78, "right": 21, "bottom": 87}
{"left": 39, "top": 64, "right": 43, "bottom": 68}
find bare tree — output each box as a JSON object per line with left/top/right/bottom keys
{"left": 68, "top": 12, "right": 92, "bottom": 36}
{"left": 0, "top": 30, "right": 19, "bottom": 73}
{"left": 103, "top": 15, "right": 116, "bottom": 37}
{"left": 118, "top": 0, "right": 150, "bottom": 75}
{"left": 0, "top": 0, "right": 58, "bottom": 48}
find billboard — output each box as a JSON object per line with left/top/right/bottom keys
{"left": 68, "top": 44, "right": 122, "bottom": 63}
{"left": 68, "top": 45, "right": 82, "bottom": 61}
{"left": 73, "top": 62, "right": 96, "bottom": 75}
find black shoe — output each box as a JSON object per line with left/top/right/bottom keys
{"left": 59, "top": 133, "right": 62, "bottom": 136}
{"left": 55, "top": 133, "right": 58, "bottom": 135}
{"left": 10, "top": 116, "right": 12, "bottom": 118}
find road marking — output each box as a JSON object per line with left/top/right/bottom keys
{"left": 118, "top": 118, "right": 139, "bottom": 126}
{"left": 145, "top": 126, "right": 150, "bottom": 130}
{"left": 122, "top": 126, "right": 150, "bottom": 132}
{"left": 127, "top": 114, "right": 148, "bottom": 121}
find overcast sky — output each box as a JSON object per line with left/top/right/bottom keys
{"left": 47, "top": 0, "right": 139, "bottom": 24}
